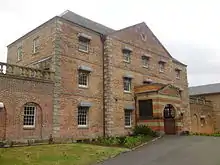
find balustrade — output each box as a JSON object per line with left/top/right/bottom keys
{"left": 0, "top": 62, "right": 54, "bottom": 81}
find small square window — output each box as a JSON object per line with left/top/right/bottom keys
{"left": 124, "top": 77, "right": 131, "bottom": 92}
{"left": 78, "top": 38, "right": 89, "bottom": 52}
{"left": 78, "top": 107, "right": 89, "bottom": 127}
{"left": 23, "top": 106, "right": 36, "bottom": 128}
{"left": 123, "top": 50, "right": 131, "bottom": 63}
{"left": 175, "top": 70, "right": 181, "bottom": 79}
{"left": 17, "top": 47, "right": 23, "bottom": 61}
{"left": 125, "top": 110, "right": 132, "bottom": 127}
{"left": 78, "top": 70, "right": 89, "bottom": 88}
{"left": 159, "top": 62, "right": 165, "bottom": 72}
{"left": 142, "top": 56, "right": 149, "bottom": 68}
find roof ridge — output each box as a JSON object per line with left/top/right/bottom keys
{"left": 190, "top": 82, "right": 220, "bottom": 88}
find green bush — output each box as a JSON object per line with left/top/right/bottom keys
{"left": 133, "top": 125, "right": 158, "bottom": 137}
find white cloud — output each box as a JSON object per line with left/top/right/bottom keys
{"left": 0, "top": 0, "right": 220, "bottom": 86}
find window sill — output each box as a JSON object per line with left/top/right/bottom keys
{"left": 79, "top": 85, "right": 89, "bottom": 89}
{"left": 125, "top": 126, "right": 132, "bottom": 129}
{"left": 123, "top": 60, "right": 130, "bottom": 63}
{"left": 143, "top": 65, "right": 149, "bottom": 69}
{"left": 176, "top": 77, "right": 180, "bottom": 80}
{"left": 78, "top": 125, "right": 89, "bottom": 129}
{"left": 32, "top": 52, "right": 39, "bottom": 55}
{"left": 23, "top": 126, "right": 35, "bottom": 130}
{"left": 124, "top": 91, "right": 132, "bottom": 94}
{"left": 78, "top": 49, "right": 89, "bottom": 53}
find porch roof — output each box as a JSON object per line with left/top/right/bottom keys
{"left": 134, "top": 83, "right": 165, "bottom": 94}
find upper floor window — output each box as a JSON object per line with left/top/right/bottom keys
{"left": 122, "top": 46, "right": 132, "bottom": 63}
{"left": 142, "top": 56, "right": 150, "bottom": 68}
{"left": 23, "top": 105, "right": 36, "bottom": 128}
{"left": 78, "top": 70, "right": 89, "bottom": 88}
{"left": 123, "top": 50, "right": 131, "bottom": 63}
{"left": 124, "top": 77, "right": 132, "bottom": 92}
{"left": 17, "top": 47, "right": 23, "bottom": 61}
{"left": 33, "top": 37, "right": 39, "bottom": 54}
{"left": 159, "top": 62, "right": 165, "bottom": 72}
{"left": 175, "top": 69, "right": 181, "bottom": 79}
{"left": 78, "top": 33, "right": 91, "bottom": 53}
{"left": 78, "top": 65, "right": 92, "bottom": 88}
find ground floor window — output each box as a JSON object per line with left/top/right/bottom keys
{"left": 23, "top": 105, "right": 36, "bottom": 128}
{"left": 139, "top": 99, "right": 153, "bottom": 119}
{"left": 124, "top": 110, "right": 132, "bottom": 127}
{"left": 78, "top": 107, "right": 89, "bottom": 127}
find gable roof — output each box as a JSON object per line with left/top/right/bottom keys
{"left": 60, "top": 10, "right": 115, "bottom": 34}
{"left": 109, "top": 22, "right": 187, "bottom": 66}
{"left": 189, "top": 83, "right": 220, "bottom": 95}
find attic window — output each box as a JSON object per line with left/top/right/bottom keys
{"left": 141, "top": 33, "right": 146, "bottom": 41}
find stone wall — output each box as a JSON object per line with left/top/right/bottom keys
{"left": 190, "top": 97, "right": 214, "bottom": 134}
{"left": 193, "top": 93, "right": 220, "bottom": 133}
{"left": 0, "top": 62, "right": 54, "bottom": 141}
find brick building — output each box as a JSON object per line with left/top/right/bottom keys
{"left": 0, "top": 10, "right": 190, "bottom": 141}
{"left": 189, "top": 83, "right": 220, "bottom": 134}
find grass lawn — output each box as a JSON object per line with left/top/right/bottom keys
{"left": 0, "top": 143, "right": 128, "bottom": 165}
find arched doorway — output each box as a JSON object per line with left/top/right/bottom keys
{"left": 163, "top": 104, "right": 176, "bottom": 134}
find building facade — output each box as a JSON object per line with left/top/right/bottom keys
{"left": 0, "top": 10, "right": 190, "bottom": 142}
{"left": 189, "top": 83, "right": 220, "bottom": 133}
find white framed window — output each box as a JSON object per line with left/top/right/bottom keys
{"left": 123, "top": 51, "right": 131, "bottom": 63}
{"left": 78, "top": 38, "right": 89, "bottom": 52}
{"left": 159, "top": 62, "right": 165, "bottom": 72}
{"left": 23, "top": 105, "right": 36, "bottom": 128}
{"left": 125, "top": 110, "right": 132, "bottom": 127}
{"left": 78, "top": 70, "right": 89, "bottom": 88}
{"left": 78, "top": 107, "right": 89, "bottom": 127}
{"left": 33, "top": 37, "right": 39, "bottom": 54}
{"left": 124, "top": 77, "right": 131, "bottom": 92}
{"left": 17, "top": 47, "right": 23, "bottom": 61}
{"left": 175, "top": 70, "right": 181, "bottom": 79}
{"left": 142, "top": 56, "right": 149, "bottom": 68}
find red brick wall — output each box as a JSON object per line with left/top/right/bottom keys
{"left": 57, "top": 18, "right": 104, "bottom": 139}
{"left": 0, "top": 75, "right": 54, "bottom": 141}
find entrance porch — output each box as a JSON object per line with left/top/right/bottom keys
{"left": 134, "top": 83, "right": 184, "bottom": 135}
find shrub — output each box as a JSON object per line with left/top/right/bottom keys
{"left": 133, "top": 125, "right": 158, "bottom": 137}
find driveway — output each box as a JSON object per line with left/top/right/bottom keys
{"left": 97, "top": 135, "right": 220, "bottom": 165}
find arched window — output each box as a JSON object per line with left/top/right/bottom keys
{"left": 23, "top": 103, "right": 36, "bottom": 128}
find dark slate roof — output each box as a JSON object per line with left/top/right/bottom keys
{"left": 172, "top": 57, "right": 187, "bottom": 66}
{"left": 60, "top": 10, "right": 115, "bottom": 34}
{"left": 189, "top": 83, "right": 220, "bottom": 95}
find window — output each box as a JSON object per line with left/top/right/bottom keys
{"left": 78, "top": 38, "right": 89, "bottom": 52}
{"left": 123, "top": 50, "right": 131, "bottom": 63}
{"left": 23, "top": 105, "right": 36, "bottom": 128}
{"left": 124, "top": 77, "right": 131, "bottom": 92}
{"left": 17, "top": 47, "right": 23, "bottom": 61}
{"left": 125, "top": 110, "right": 132, "bottom": 127}
{"left": 139, "top": 99, "right": 153, "bottom": 120}
{"left": 142, "top": 56, "right": 149, "bottom": 68}
{"left": 33, "top": 37, "right": 39, "bottom": 54}
{"left": 78, "top": 70, "right": 89, "bottom": 87}
{"left": 175, "top": 70, "right": 181, "bottom": 79}
{"left": 159, "top": 62, "right": 165, "bottom": 72}
{"left": 141, "top": 33, "right": 146, "bottom": 41}
{"left": 78, "top": 107, "right": 88, "bottom": 127}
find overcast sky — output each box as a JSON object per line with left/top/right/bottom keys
{"left": 0, "top": 0, "right": 219, "bottom": 86}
